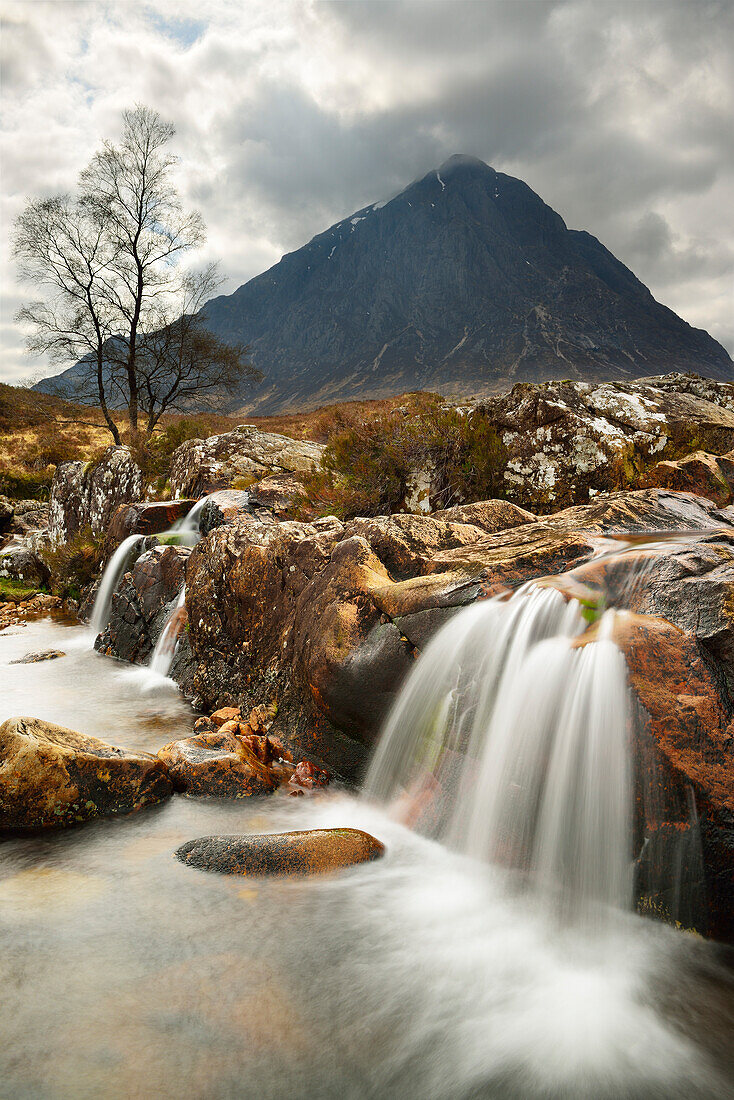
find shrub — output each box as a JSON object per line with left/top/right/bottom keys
{"left": 43, "top": 528, "right": 104, "bottom": 601}
{"left": 133, "top": 418, "right": 217, "bottom": 489}
{"left": 304, "top": 401, "right": 508, "bottom": 519}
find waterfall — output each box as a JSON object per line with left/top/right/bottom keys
{"left": 168, "top": 496, "right": 209, "bottom": 545}
{"left": 89, "top": 534, "right": 146, "bottom": 639}
{"left": 365, "top": 584, "right": 632, "bottom": 920}
{"left": 148, "top": 585, "right": 187, "bottom": 678}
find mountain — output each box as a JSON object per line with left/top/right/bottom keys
{"left": 37, "top": 155, "right": 733, "bottom": 413}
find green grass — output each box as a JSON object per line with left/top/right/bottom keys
{"left": 0, "top": 577, "right": 45, "bottom": 601}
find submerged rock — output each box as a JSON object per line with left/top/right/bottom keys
{"left": 10, "top": 649, "right": 65, "bottom": 664}
{"left": 0, "top": 716, "right": 172, "bottom": 829}
{"left": 175, "top": 828, "right": 385, "bottom": 875}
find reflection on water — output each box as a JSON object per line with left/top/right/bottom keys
{"left": 1, "top": 619, "right": 733, "bottom": 1099}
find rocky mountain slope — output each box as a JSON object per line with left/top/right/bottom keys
{"left": 200, "top": 154, "right": 732, "bottom": 412}
{"left": 37, "top": 155, "right": 733, "bottom": 415}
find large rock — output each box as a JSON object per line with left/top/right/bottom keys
{"left": 198, "top": 489, "right": 273, "bottom": 536}
{"left": 169, "top": 426, "right": 324, "bottom": 499}
{"left": 5, "top": 499, "right": 50, "bottom": 536}
{"left": 104, "top": 499, "right": 196, "bottom": 556}
{"left": 605, "top": 615, "right": 733, "bottom": 941}
{"left": 49, "top": 447, "right": 143, "bottom": 545}
{"left": 642, "top": 450, "right": 734, "bottom": 506}
{"left": 95, "top": 543, "right": 189, "bottom": 664}
{"left": 0, "top": 716, "right": 172, "bottom": 829}
{"left": 182, "top": 487, "right": 731, "bottom": 779}
{"left": 0, "top": 541, "right": 50, "bottom": 587}
{"left": 476, "top": 377, "right": 734, "bottom": 512}
{"left": 157, "top": 726, "right": 283, "bottom": 798}
{"left": 175, "top": 829, "right": 385, "bottom": 875}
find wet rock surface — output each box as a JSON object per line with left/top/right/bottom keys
{"left": 175, "top": 828, "right": 385, "bottom": 875}
{"left": 104, "top": 499, "right": 196, "bottom": 555}
{"left": 10, "top": 649, "right": 65, "bottom": 664}
{"left": 169, "top": 425, "right": 324, "bottom": 499}
{"left": 0, "top": 716, "right": 172, "bottom": 829}
{"left": 157, "top": 724, "right": 285, "bottom": 798}
{"left": 95, "top": 543, "right": 189, "bottom": 663}
{"left": 49, "top": 446, "right": 143, "bottom": 545}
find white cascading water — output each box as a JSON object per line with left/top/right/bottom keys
{"left": 148, "top": 584, "right": 187, "bottom": 678}
{"left": 88, "top": 533, "right": 147, "bottom": 639}
{"left": 365, "top": 584, "right": 632, "bottom": 922}
{"left": 169, "top": 496, "right": 210, "bottom": 545}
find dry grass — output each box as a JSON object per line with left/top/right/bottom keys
{"left": 0, "top": 382, "right": 443, "bottom": 501}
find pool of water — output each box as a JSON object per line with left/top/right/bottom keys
{"left": 1, "top": 619, "right": 733, "bottom": 1099}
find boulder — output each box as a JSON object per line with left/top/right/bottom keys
{"left": 433, "top": 499, "right": 536, "bottom": 531}
{"left": 49, "top": 447, "right": 143, "bottom": 545}
{"left": 0, "top": 542, "right": 50, "bottom": 587}
{"left": 248, "top": 473, "right": 309, "bottom": 518}
{"left": 0, "top": 495, "right": 13, "bottom": 532}
{"left": 157, "top": 725, "right": 287, "bottom": 798}
{"left": 95, "top": 544, "right": 189, "bottom": 664}
{"left": 476, "top": 376, "right": 734, "bottom": 512}
{"left": 104, "top": 499, "right": 196, "bottom": 556}
{"left": 0, "top": 716, "right": 172, "bottom": 829}
{"left": 604, "top": 614, "right": 734, "bottom": 941}
{"left": 642, "top": 450, "right": 734, "bottom": 506}
{"left": 175, "top": 829, "right": 385, "bottom": 876}
{"left": 198, "top": 489, "right": 270, "bottom": 536}
{"left": 169, "top": 425, "right": 324, "bottom": 499}
{"left": 6, "top": 500, "right": 49, "bottom": 536}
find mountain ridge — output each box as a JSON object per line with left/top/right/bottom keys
{"left": 36, "top": 154, "right": 733, "bottom": 413}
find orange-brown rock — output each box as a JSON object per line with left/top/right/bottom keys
{"left": 175, "top": 828, "right": 385, "bottom": 875}
{"left": 0, "top": 716, "right": 173, "bottom": 829}
{"left": 210, "top": 707, "right": 241, "bottom": 728}
{"left": 642, "top": 450, "right": 734, "bottom": 507}
{"left": 156, "top": 726, "right": 293, "bottom": 798}
{"left": 288, "top": 760, "right": 329, "bottom": 795}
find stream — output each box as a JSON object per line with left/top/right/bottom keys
{"left": 1, "top": 616, "right": 733, "bottom": 1099}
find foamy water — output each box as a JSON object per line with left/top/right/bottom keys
{"left": 1, "top": 617, "right": 732, "bottom": 1099}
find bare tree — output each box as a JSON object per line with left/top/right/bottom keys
{"left": 135, "top": 264, "right": 258, "bottom": 434}
{"left": 13, "top": 105, "right": 259, "bottom": 443}
{"left": 13, "top": 194, "right": 123, "bottom": 442}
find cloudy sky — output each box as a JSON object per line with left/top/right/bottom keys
{"left": 1, "top": 0, "right": 733, "bottom": 383}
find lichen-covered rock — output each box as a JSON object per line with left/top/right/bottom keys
{"left": 49, "top": 447, "right": 143, "bottom": 545}
{"left": 642, "top": 450, "right": 734, "bottom": 506}
{"left": 9, "top": 649, "right": 65, "bottom": 664}
{"left": 5, "top": 500, "right": 50, "bottom": 536}
{"left": 104, "top": 499, "right": 196, "bottom": 556}
{"left": 175, "top": 829, "right": 385, "bottom": 876}
{"left": 477, "top": 376, "right": 734, "bottom": 512}
{"left": 95, "top": 543, "right": 189, "bottom": 664}
{"left": 169, "top": 425, "right": 324, "bottom": 499}
{"left": 0, "top": 541, "right": 50, "bottom": 587}
{"left": 198, "top": 489, "right": 271, "bottom": 536}
{"left": 0, "top": 716, "right": 172, "bottom": 829}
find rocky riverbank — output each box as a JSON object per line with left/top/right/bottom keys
{"left": 2, "top": 372, "right": 734, "bottom": 939}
